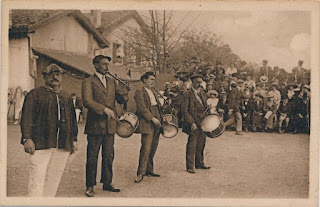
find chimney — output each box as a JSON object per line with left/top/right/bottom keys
{"left": 91, "top": 10, "right": 101, "bottom": 28}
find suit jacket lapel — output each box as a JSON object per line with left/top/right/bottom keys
{"left": 92, "top": 74, "right": 108, "bottom": 95}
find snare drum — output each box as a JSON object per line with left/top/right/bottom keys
{"left": 162, "top": 114, "right": 178, "bottom": 138}
{"left": 200, "top": 114, "right": 225, "bottom": 138}
{"left": 116, "top": 112, "right": 139, "bottom": 138}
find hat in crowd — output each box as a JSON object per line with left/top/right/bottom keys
{"left": 254, "top": 93, "right": 263, "bottom": 98}
{"left": 299, "top": 60, "right": 304, "bottom": 64}
{"left": 302, "top": 85, "right": 310, "bottom": 91}
{"left": 221, "top": 81, "right": 229, "bottom": 87}
{"left": 140, "top": 71, "right": 155, "bottom": 82}
{"left": 190, "top": 73, "right": 204, "bottom": 81}
{"left": 282, "top": 96, "right": 289, "bottom": 100}
{"left": 42, "top": 63, "right": 66, "bottom": 75}
{"left": 230, "top": 81, "right": 237, "bottom": 87}
{"left": 164, "top": 82, "right": 171, "bottom": 86}
{"left": 208, "top": 90, "right": 218, "bottom": 96}
{"left": 209, "top": 74, "right": 215, "bottom": 78}
{"left": 170, "top": 88, "right": 179, "bottom": 94}
{"left": 263, "top": 60, "right": 268, "bottom": 64}
{"left": 237, "top": 79, "right": 244, "bottom": 83}
{"left": 220, "top": 91, "right": 227, "bottom": 95}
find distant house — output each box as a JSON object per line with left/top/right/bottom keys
{"left": 84, "top": 10, "right": 151, "bottom": 80}
{"left": 9, "top": 10, "right": 109, "bottom": 95}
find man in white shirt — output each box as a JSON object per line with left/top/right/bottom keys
{"left": 134, "top": 71, "right": 163, "bottom": 183}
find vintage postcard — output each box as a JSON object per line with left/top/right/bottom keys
{"left": 1, "top": 0, "right": 319, "bottom": 206}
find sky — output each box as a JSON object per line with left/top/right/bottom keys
{"left": 139, "top": 10, "right": 311, "bottom": 72}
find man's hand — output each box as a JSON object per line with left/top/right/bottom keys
{"left": 71, "top": 141, "right": 78, "bottom": 154}
{"left": 191, "top": 123, "right": 197, "bottom": 132}
{"left": 24, "top": 139, "right": 35, "bottom": 155}
{"left": 298, "top": 114, "right": 303, "bottom": 119}
{"left": 104, "top": 107, "right": 116, "bottom": 119}
{"left": 151, "top": 117, "right": 161, "bottom": 126}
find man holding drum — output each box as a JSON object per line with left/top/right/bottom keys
{"left": 181, "top": 73, "right": 211, "bottom": 174}
{"left": 134, "top": 71, "right": 163, "bottom": 183}
{"left": 82, "top": 55, "right": 128, "bottom": 197}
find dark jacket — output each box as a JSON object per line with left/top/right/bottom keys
{"left": 20, "top": 86, "right": 78, "bottom": 151}
{"left": 82, "top": 74, "right": 126, "bottom": 135}
{"left": 134, "top": 87, "right": 163, "bottom": 134}
{"left": 181, "top": 88, "right": 208, "bottom": 134}
{"left": 252, "top": 100, "right": 264, "bottom": 115}
{"left": 228, "top": 88, "right": 242, "bottom": 112}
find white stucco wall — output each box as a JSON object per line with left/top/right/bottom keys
{"left": 31, "top": 15, "right": 90, "bottom": 55}
{"left": 9, "top": 38, "right": 34, "bottom": 92}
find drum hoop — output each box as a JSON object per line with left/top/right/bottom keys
{"left": 162, "top": 123, "right": 178, "bottom": 138}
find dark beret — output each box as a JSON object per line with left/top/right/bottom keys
{"left": 93, "top": 55, "right": 111, "bottom": 65}
{"left": 140, "top": 71, "right": 156, "bottom": 82}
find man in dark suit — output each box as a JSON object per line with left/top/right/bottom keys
{"left": 223, "top": 81, "right": 243, "bottom": 135}
{"left": 134, "top": 71, "right": 163, "bottom": 183}
{"left": 259, "top": 60, "right": 272, "bottom": 80}
{"left": 82, "top": 55, "right": 128, "bottom": 197}
{"left": 181, "top": 74, "right": 210, "bottom": 174}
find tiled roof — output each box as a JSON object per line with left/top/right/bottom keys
{"left": 10, "top": 10, "right": 64, "bottom": 29}
{"left": 100, "top": 10, "right": 133, "bottom": 27}
{"left": 32, "top": 47, "right": 142, "bottom": 80}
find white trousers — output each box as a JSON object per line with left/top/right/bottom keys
{"left": 28, "top": 148, "right": 70, "bottom": 197}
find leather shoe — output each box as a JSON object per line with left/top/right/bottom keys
{"left": 134, "top": 174, "right": 144, "bottom": 183}
{"left": 102, "top": 184, "right": 120, "bottom": 192}
{"left": 85, "top": 187, "right": 95, "bottom": 197}
{"left": 146, "top": 171, "right": 160, "bottom": 177}
{"left": 187, "top": 168, "right": 195, "bottom": 173}
{"left": 196, "top": 165, "right": 211, "bottom": 169}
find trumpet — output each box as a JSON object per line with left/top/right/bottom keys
{"left": 106, "top": 71, "right": 130, "bottom": 90}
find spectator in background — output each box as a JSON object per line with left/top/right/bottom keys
{"left": 263, "top": 94, "right": 278, "bottom": 132}
{"left": 71, "top": 93, "right": 83, "bottom": 123}
{"left": 243, "top": 75, "right": 256, "bottom": 91}
{"left": 163, "top": 82, "right": 172, "bottom": 97}
{"left": 241, "top": 94, "right": 252, "bottom": 132}
{"left": 287, "top": 85, "right": 295, "bottom": 102}
{"left": 267, "top": 84, "right": 281, "bottom": 108}
{"left": 259, "top": 60, "right": 272, "bottom": 79}
{"left": 252, "top": 93, "right": 264, "bottom": 132}
{"left": 207, "top": 90, "right": 219, "bottom": 114}
{"left": 13, "top": 86, "right": 26, "bottom": 125}
{"left": 217, "top": 91, "right": 229, "bottom": 122}
{"left": 213, "top": 60, "right": 225, "bottom": 82}
{"left": 293, "top": 93, "right": 310, "bottom": 134}
{"left": 226, "top": 62, "right": 237, "bottom": 77}
{"left": 278, "top": 96, "right": 291, "bottom": 133}
{"left": 292, "top": 60, "right": 307, "bottom": 86}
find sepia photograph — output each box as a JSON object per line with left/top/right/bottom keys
{"left": 1, "top": 1, "right": 319, "bottom": 206}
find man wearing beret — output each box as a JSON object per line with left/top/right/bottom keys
{"left": 134, "top": 71, "right": 163, "bottom": 183}
{"left": 82, "top": 55, "right": 128, "bottom": 197}
{"left": 181, "top": 73, "right": 211, "bottom": 174}
{"left": 223, "top": 81, "right": 243, "bottom": 135}
{"left": 20, "top": 64, "right": 78, "bottom": 197}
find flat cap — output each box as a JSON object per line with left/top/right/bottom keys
{"left": 140, "top": 71, "right": 156, "bottom": 82}
{"left": 42, "top": 64, "right": 65, "bottom": 75}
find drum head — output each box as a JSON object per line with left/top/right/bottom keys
{"left": 162, "top": 124, "right": 178, "bottom": 138}
{"left": 116, "top": 120, "right": 134, "bottom": 138}
{"left": 201, "top": 115, "right": 220, "bottom": 132}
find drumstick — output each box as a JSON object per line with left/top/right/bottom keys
{"left": 110, "top": 116, "right": 128, "bottom": 127}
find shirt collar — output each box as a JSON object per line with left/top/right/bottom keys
{"left": 95, "top": 72, "right": 105, "bottom": 80}
{"left": 192, "top": 87, "right": 201, "bottom": 94}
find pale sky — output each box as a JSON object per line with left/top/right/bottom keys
{"left": 139, "top": 10, "right": 311, "bottom": 72}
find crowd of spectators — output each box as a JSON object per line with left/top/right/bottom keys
{"left": 159, "top": 59, "right": 311, "bottom": 134}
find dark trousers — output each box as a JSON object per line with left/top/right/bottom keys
{"left": 86, "top": 134, "right": 114, "bottom": 187}
{"left": 137, "top": 127, "right": 161, "bottom": 175}
{"left": 186, "top": 128, "right": 206, "bottom": 169}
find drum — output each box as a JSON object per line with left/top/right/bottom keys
{"left": 116, "top": 112, "right": 139, "bottom": 138}
{"left": 200, "top": 114, "right": 225, "bottom": 138}
{"left": 161, "top": 114, "right": 178, "bottom": 138}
